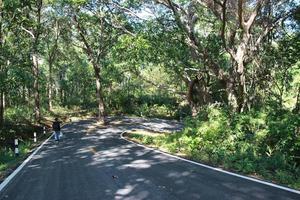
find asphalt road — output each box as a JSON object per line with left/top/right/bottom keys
{"left": 0, "top": 118, "right": 299, "bottom": 200}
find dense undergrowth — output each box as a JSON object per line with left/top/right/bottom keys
{"left": 0, "top": 106, "right": 77, "bottom": 145}
{"left": 0, "top": 106, "right": 88, "bottom": 179}
{"left": 0, "top": 141, "right": 34, "bottom": 179}
{"left": 106, "top": 93, "right": 188, "bottom": 119}
{"left": 127, "top": 104, "right": 300, "bottom": 189}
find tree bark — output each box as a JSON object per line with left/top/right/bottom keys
{"left": 73, "top": 15, "right": 107, "bottom": 124}
{"left": 0, "top": 2, "right": 4, "bottom": 127}
{"left": 186, "top": 75, "right": 213, "bottom": 116}
{"left": 234, "top": 47, "right": 247, "bottom": 112}
{"left": 32, "top": 52, "right": 41, "bottom": 122}
{"left": 0, "top": 91, "right": 4, "bottom": 127}
{"left": 48, "top": 61, "right": 53, "bottom": 111}
{"left": 187, "top": 78, "right": 198, "bottom": 117}
{"left": 22, "top": 0, "right": 43, "bottom": 123}
{"left": 226, "top": 77, "right": 238, "bottom": 111}
{"left": 47, "top": 19, "right": 59, "bottom": 111}
{"left": 94, "top": 67, "right": 106, "bottom": 123}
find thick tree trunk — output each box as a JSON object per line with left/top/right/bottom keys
{"left": 226, "top": 77, "right": 238, "bottom": 112}
{"left": 73, "top": 15, "right": 107, "bottom": 124}
{"left": 32, "top": 53, "right": 41, "bottom": 122}
{"left": 47, "top": 19, "right": 59, "bottom": 111}
{"left": 94, "top": 65, "right": 106, "bottom": 124}
{"left": 234, "top": 44, "right": 247, "bottom": 112}
{"left": 187, "top": 78, "right": 198, "bottom": 117}
{"left": 0, "top": 91, "right": 4, "bottom": 127}
{"left": 23, "top": 0, "right": 42, "bottom": 123}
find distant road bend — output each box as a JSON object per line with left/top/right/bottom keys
{"left": 0, "top": 117, "right": 299, "bottom": 200}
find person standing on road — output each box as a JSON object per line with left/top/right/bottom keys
{"left": 52, "top": 118, "right": 61, "bottom": 141}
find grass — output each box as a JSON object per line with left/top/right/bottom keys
{"left": 0, "top": 105, "right": 79, "bottom": 183}
{"left": 124, "top": 131, "right": 300, "bottom": 191}
{"left": 0, "top": 133, "right": 55, "bottom": 182}
{"left": 0, "top": 141, "right": 34, "bottom": 180}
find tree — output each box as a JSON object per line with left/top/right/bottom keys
{"left": 66, "top": 0, "right": 136, "bottom": 123}
{"left": 72, "top": 8, "right": 109, "bottom": 123}
{"left": 153, "top": 0, "right": 297, "bottom": 112}
{"left": 0, "top": 0, "right": 5, "bottom": 127}
{"left": 0, "top": 0, "right": 20, "bottom": 126}
{"left": 20, "top": 0, "right": 44, "bottom": 122}
{"left": 43, "top": 8, "right": 67, "bottom": 111}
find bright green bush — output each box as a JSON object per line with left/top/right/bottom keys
{"left": 127, "top": 104, "right": 300, "bottom": 188}
{"left": 5, "top": 106, "right": 34, "bottom": 123}
{"left": 0, "top": 141, "right": 33, "bottom": 174}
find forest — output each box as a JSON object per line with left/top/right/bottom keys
{"left": 0, "top": 0, "right": 300, "bottom": 189}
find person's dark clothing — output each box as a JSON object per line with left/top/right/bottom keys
{"left": 52, "top": 121, "right": 61, "bottom": 131}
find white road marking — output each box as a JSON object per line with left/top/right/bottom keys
{"left": 1, "top": 122, "right": 299, "bottom": 196}
{"left": 0, "top": 123, "right": 69, "bottom": 193}
{"left": 120, "top": 131, "right": 300, "bottom": 195}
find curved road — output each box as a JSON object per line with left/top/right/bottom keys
{"left": 0, "top": 118, "right": 299, "bottom": 200}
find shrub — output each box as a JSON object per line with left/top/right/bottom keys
{"left": 139, "top": 104, "right": 300, "bottom": 188}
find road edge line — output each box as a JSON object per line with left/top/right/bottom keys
{"left": 120, "top": 131, "right": 300, "bottom": 195}
{"left": 0, "top": 123, "right": 69, "bottom": 193}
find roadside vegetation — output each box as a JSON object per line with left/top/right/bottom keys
{"left": 0, "top": 0, "right": 299, "bottom": 190}
{"left": 0, "top": 141, "right": 36, "bottom": 180}
{"left": 126, "top": 104, "right": 300, "bottom": 189}
{"left": 0, "top": 105, "right": 91, "bottom": 181}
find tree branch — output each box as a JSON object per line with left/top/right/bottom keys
{"left": 73, "top": 15, "right": 94, "bottom": 60}
{"left": 21, "top": 26, "right": 35, "bottom": 39}
{"left": 245, "top": 0, "right": 262, "bottom": 32}
{"left": 220, "top": 0, "right": 227, "bottom": 48}
{"left": 103, "top": 18, "right": 136, "bottom": 37}
{"left": 238, "top": 0, "right": 244, "bottom": 29}
{"left": 111, "top": 2, "right": 148, "bottom": 20}
{"left": 255, "top": 8, "right": 295, "bottom": 48}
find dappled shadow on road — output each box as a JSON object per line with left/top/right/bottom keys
{"left": 6, "top": 118, "right": 298, "bottom": 200}
{"left": 107, "top": 116, "right": 183, "bottom": 133}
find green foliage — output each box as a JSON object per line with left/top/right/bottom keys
{"left": 128, "top": 105, "right": 300, "bottom": 188}
{"left": 0, "top": 141, "right": 34, "bottom": 175}
{"left": 5, "top": 106, "right": 34, "bottom": 123}
{"left": 1, "top": 0, "right": 300, "bottom": 190}
{"left": 107, "top": 92, "right": 179, "bottom": 119}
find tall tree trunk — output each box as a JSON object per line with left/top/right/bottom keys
{"left": 22, "top": 0, "right": 42, "bottom": 123}
{"left": 32, "top": 53, "right": 41, "bottom": 122}
{"left": 187, "top": 78, "right": 198, "bottom": 117}
{"left": 0, "top": 91, "right": 4, "bottom": 127}
{"left": 48, "top": 62, "right": 53, "bottom": 111}
{"left": 0, "top": 2, "right": 4, "bottom": 127}
{"left": 73, "top": 15, "right": 107, "bottom": 124}
{"left": 226, "top": 77, "right": 238, "bottom": 112}
{"left": 234, "top": 44, "right": 247, "bottom": 112}
{"left": 94, "top": 65, "right": 106, "bottom": 124}
{"left": 47, "top": 19, "right": 59, "bottom": 111}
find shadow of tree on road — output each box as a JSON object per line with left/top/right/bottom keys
{"left": 3, "top": 118, "right": 297, "bottom": 200}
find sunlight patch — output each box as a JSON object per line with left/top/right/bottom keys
{"left": 119, "top": 159, "right": 152, "bottom": 169}
{"left": 115, "top": 184, "right": 136, "bottom": 197}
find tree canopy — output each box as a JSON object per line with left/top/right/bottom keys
{"left": 0, "top": 0, "right": 300, "bottom": 189}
